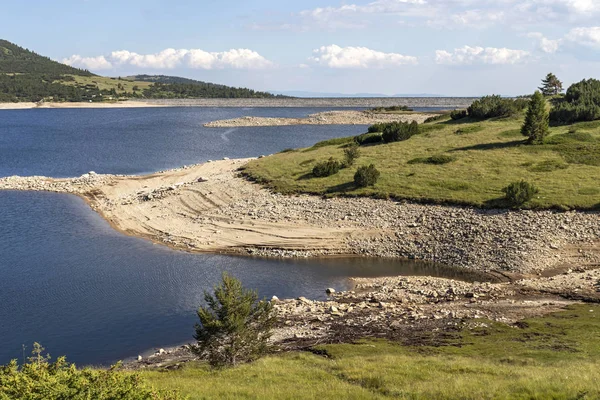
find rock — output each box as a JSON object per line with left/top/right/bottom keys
{"left": 137, "top": 355, "right": 143, "bottom": 361}
{"left": 271, "top": 295, "right": 280, "bottom": 302}
{"left": 158, "top": 348, "right": 166, "bottom": 355}
{"left": 197, "top": 177, "right": 208, "bottom": 183}
{"left": 298, "top": 296, "right": 312, "bottom": 304}
{"left": 326, "top": 288, "right": 336, "bottom": 295}
{"left": 329, "top": 305, "right": 339, "bottom": 313}
{"left": 223, "top": 157, "right": 230, "bottom": 160}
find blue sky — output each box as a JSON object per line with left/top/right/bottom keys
{"left": 3, "top": 0, "right": 600, "bottom": 95}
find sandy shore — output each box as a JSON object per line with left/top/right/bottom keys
{"left": 205, "top": 110, "right": 436, "bottom": 127}
{"left": 1, "top": 159, "right": 598, "bottom": 276}
{"left": 0, "top": 101, "right": 166, "bottom": 110}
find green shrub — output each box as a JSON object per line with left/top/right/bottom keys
{"left": 355, "top": 132, "right": 383, "bottom": 145}
{"left": 381, "top": 121, "right": 419, "bottom": 143}
{"left": 503, "top": 180, "right": 539, "bottom": 206}
{"left": 312, "top": 158, "right": 342, "bottom": 177}
{"left": 0, "top": 343, "right": 180, "bottom": 400}
{"left": 192, "top": 273, "right": 275, "bottom": 368}
{"left": 549, "top": 79, "right": 600, "bottom": 124}
{"left": 367, "top": 123, "right": 387, "bottom": 133}
{"left": 450, "top": 109, "right": 468, "bottom": 120}
{"left": 343, "top": 145, "right": 360, "bottom": 167}
{"left": 371, "top": 105, "right": 413, "bottom": 112}
{"left": 423, "top": 114, "right": 448, "bottom": 123}
{"left": 408, "top": 155, "right": 456, "bottom": 165}
{"left": 354, "top": 164, "right": 380, "bottom": 187}
{"left": 468, "top": 95, "right": 527, "bottom": 119}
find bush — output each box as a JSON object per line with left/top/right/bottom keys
{"left": 343, "top": 145, "right": 360, "bottom": 167}
{"left": 367, "top": 123, "right": 387, "bottom": 133}
{"left": 192, "top": 273, "right": 275, "bottom": 368}
{"left": 354, "top": 164, "right": 380, "bottom": 187}
{"left": 467, "top": 95, "right": 527, "bottom": 119}
{"left": 381, "top": 121, "right": 419, "bottom": 143}
{"left": 312, "top": 158, "right": 342, "bottom": 177}
{"left": 549, "top": 79, "right": 600, "bottom": 124}
{"left": 0, "top": 343, "right": 180, "bottom": 399}
{"left": 521, "top": 91, "right": 549, "bottom": 144}
{"left": 355, "top": 132, "right": 383, "bottom": 145}
{"left": 450, "top": 109, "right": 468, "bottom": 120}
{"left": 371, "top": 105, "right": 413, "bottom": 112}
{"left": 503, "top": 180, "right": 539, "bottom": 206}
{"left": 423, "top": 114, "right": 448, "bottom": 123}
{"left": 408, "top": 155, "right": 456, "bottom": 165}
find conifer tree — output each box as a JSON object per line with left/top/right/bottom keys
{"left": 521, "top": 91, "right": 549, "bottom": 144}
{"left": 539, "top": 73, "right": 563, "bottom": 96}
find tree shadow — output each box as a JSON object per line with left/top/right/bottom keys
{"left": 483, "top": 197, "right": 512, "bottom": 209}
{"left": 297, "top": 173, "right": 315, "bottom": 180}
{"left": 326, "top": 182, "right": 356, "bottom": 193}
{"left": 450, "top": 140, "right": 526, "bottom": 152}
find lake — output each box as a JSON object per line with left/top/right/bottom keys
{"left": 0, "top": 107, "right": 470, "bottom": 366}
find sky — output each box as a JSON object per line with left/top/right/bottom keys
{"left": 2, "top": 0, "right": 600, "bottom": 96}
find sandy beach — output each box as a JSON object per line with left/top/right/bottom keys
{"left": 1, "top": 159, "right": 598, "bottom": 276}
{"left": 0, "top": 101, "right": 166, "bottom": 110}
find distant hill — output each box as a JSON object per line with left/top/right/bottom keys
{"left": 0, "top": 39, "right": 93, "bottom": 76}
{"left": 0, "top": 40, "right": 284, "bottom": 102}
{"left": 129, "top": 75, "right": 286, "bottom": 99}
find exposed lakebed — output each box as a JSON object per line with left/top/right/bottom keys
{"left": 0, "top": 106, "right": 485, "bottom": 366}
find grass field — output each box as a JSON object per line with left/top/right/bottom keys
{"left": 243, "top": 115, "right": 600, "bottom": 210}
{"left": 142, "top": 305, "right": 600, "bottom": 399}
{"left": 65, "top": 75, "right": 153, "bottom": 95}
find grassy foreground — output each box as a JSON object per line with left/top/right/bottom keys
{"left": 142, "top": 305, "right": 600, "bottom": 399}
{"left": 243, "top": 115, "right": 600, "bottom": 209}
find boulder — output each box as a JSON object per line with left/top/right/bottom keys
{"left": 326, "top": 288, "right": 336, "bottom": 295}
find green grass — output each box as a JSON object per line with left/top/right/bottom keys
{"left": 142, "top": 305, "right": 600, "bottom": 399}
{"left": 243, "top": 116, "right": 600, "bottom": 209}
{"left": 65, "top": 75, "right": 153, "bottom": 95}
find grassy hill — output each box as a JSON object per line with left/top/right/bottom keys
{"left": 242, "top": 114, "right": 600, "bottom": 210}
{"left": 0, "top": 40, "right": 282, "bottom": 102}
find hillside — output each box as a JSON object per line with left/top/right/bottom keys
{"left": 0, "top": 40, "right": 283, "bottom": 102}
{"left": 0, "top": 39, "right": 93, "bottom": 76}
{"left": 129, "top": 74, "right": 285, "bottom": 99}
{"left": 243, "top": 114, "right": 600, "bottom": 210}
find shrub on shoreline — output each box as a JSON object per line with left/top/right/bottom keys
{"left": 503, "top": 180, "right": 538, "bottom": 207}
{"left": 450, "top": 109, "right": 468, "bottom": 120}
{"left": 354, "top": 164, "right": 380, "bottom": 187}
{"left": 468, "top": 95, "right": 528, "bottom": 119}
{"left": 313, "top": 158, "right": 342, "bottom": 177}
{"left": 381, "top": 121, "right": 419, "bottom": 143}
{"left": 355, "top": 132, "right": 383, "bottom": 145}
{"left": 549, "top": 79, "right": 600, "bottom": 124}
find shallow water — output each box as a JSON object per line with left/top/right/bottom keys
{"left": 0, "top": 107, "right": 474, "bottom": 366}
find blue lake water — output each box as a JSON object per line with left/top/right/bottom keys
{"left": 0, "top": 107, "right": 470, "bottom": 366}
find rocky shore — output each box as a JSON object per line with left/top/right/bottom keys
{"left": 1, "top": 160, "right": 598, "bottom": 276}
{"left": 205, "top": 110, "right": 437, "bottom": 127}
{"left": 127, "top": 268, "right": 600, "bottom": 370}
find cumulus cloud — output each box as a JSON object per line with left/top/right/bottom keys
{"left": 62, "top": 48, "right": 273, "bottom": 71}
{"left": 62, "top": 55, "right": 113, "bottom": 70}
{"left": 527, "top": 32, "right": 561, "bottom": 53}
{"left": 564, "top": 26, "right": 600, "bottom": 48}
{"left": 309, "top": 45, "right": 418, "bottom": 68}
{"left": 435, "top": 46, "right": 530, "bottom": 65}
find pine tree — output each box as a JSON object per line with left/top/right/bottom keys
{"left": 539, "top": 73, "right": 563, "bottom": 96}
{"left": 521, "top": 91, "right": 549, "bottom": 145}
{"left": 192, "top": 273, "right": 275, "bottom": 368}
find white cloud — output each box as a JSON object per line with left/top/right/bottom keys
{"left": 309, "top": 45, "right": 418, "bottom": 68}
{"left": 435, "top": 46, "right": 530, "bottom": 65}
{"left": 527, "top": 32, "right": 561, "bottom": 53}
{"left": 63, "top": 48, "right": 273, "bottom": 71}
{"left": 62, "top": 55, "right": 113, "bottom": 70}
{"left": 564, "top": 26, "right": 600, "bottom": 48}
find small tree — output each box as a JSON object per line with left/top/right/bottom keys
{"left": 521, "top": 91, "right": 549, "bottom": 144}
{"left": 503, "top": 180, "right": 538, "bottom": 207}
{"left": 313, "top": 158, "right": 342, "bottom": 177}
{"left": 354, "top": 164, "right": 380, "bottom": 187}
{"left": 343, "top": 144, "right": 360, "bottom": 167}
{"left": 192, "top": 273, "right": 275, "bottom": 368}
{"left": 539, "top": 73, "right": 563, "bottom": 97}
